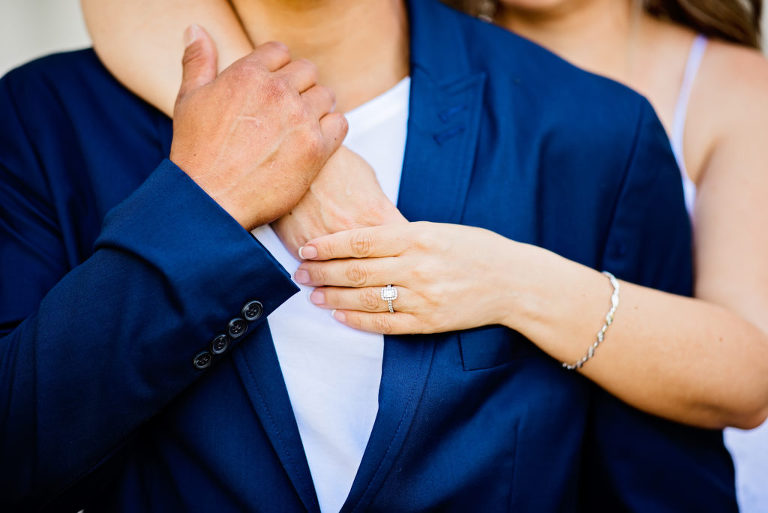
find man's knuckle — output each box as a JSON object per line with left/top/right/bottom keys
{"left": 262, "top": 40, "right": 290, "bottom": 59}
{"left": 229, "top": 60, "right": 262, "bottom": 83}
{"left": 274, "top": 76, "right": 294, "bottom": 95}
{"left": 296, "top": 58, "right": 318, "bottom": 78}
{"left": 318, "top": 85, "right": 335, "bottom": 105}
{"left": 259, "top": 75, "right": 290, "bottom": 102}
{"left": 334, "top": 113, "right": 349, "bottom": 135}
{"left": 303, "top": 130, "right": 325, "bottom": 155}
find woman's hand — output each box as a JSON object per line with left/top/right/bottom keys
{"left": 272, "top": 146, "right": 407, "bottom": 258}
{"left": 293, "top": 222, "right": 522, "bottom": 334}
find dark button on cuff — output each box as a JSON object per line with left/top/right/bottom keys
{"left": 241, "top": 300, "right": 264, "bottom": 322}
{"left": 193, "top": 350, "right": 212, "bottom": 370}
{"left": 228, "top": 318, "right": 248, "bottom": 339}
{"left": 211, "top": 334, "right": 230, "bottom": 355}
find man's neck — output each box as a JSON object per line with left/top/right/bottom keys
{"left": 231, "top": 0, "right": 410, "bottom": 112}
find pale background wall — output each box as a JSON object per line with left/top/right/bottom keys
{"left": 0, "top": 0, "right": 767, "bottom": 76}
{"left": 0, "top": 0, "right": 90, "bottom": 75}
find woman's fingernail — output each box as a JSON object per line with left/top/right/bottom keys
{"left": 310, "top": 290, "right": 325, "bottom": 305}
{"left": 332, "top": 310, "right": 346, "bottom": 322}
{"left": 298, "top": 245, "right": 318, "bottom": 259}
{"left": 184, "top": 24, "right": 200, "bottom": 48}
{"left": 294, "top": 269, "right": 310, "bottom": 284}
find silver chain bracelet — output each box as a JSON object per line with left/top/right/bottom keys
{"left": 562, "top": 271, "right": 620, "bottom": 371}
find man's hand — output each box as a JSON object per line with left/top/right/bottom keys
{"left": 169, "top": 25, "right": 347, "bottom": 230}
{"left": 272, "top": 146, "right": 407, "bottom": 259}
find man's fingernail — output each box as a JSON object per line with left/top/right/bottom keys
{"left": 332, "top": 310, "right": 346, "bottom": 322}
{"left": 298, "top": 246, "right": 318, "bottom": 259}
{"left": 294, "top": 269, "right": 310, "bottom": 284}
{"left": 184, "top": 24, "right": 200, "bottom": 48}
{"left": 309, "top": 290, "right": 325, "bottom": 305}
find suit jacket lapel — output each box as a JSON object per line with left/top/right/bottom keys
{"left": 233, "top": 327, "right": 321, "bottom": 513}
{"left": 397, "top": 68, "right": 486, "bottom": 223}
{"left": 342, "top": 2, "right": 486, "bottom": 511}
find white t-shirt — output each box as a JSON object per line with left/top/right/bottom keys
{"left": 251, "top": 77, "right": 410, "bottom": 513}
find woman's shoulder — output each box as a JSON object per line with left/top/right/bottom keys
{"left": 702, "top": 40, "right": 768, "bottom": 102}
{"left": 695, "top": 40, "right": 768, "bottom": 129}
{"left": 681, "top": 37, "right": 768, "bottom": 183}
{"left": 647, "top": 19, "right": 768, "bottom": 115}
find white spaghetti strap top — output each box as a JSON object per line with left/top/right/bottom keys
{"left": 671, "top": 34, "right": 707, "bottom": 216}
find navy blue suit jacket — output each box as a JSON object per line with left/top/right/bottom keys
{"left": 0, "top": 1, "right": 736, "bottom": 511}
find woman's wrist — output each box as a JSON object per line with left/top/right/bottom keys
{"left": 493, "top": 239, "right": 613, "bottom": 364}
{"left": 492, "top": 239, "right": 551, "bottom": 331}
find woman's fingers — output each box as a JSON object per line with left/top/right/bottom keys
{"left": 299, "top": 223, "right": 420, "bottom": 261}
{"left": 331, "top": 309, "right": 420, "bottom": 335}
{"left": 296, "top": 222, "right": 505, "bottom": 336}
{"left": 295, "top": 257, "right": 402, "bottom": 287}
{"left": 309, "top": 286, "right": 417, "bottom": 313}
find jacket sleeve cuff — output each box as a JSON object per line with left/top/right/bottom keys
{"left": 94, "top": 158, "right": 299, "bottom": 370}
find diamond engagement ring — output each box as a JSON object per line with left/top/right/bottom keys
{"left": 381, "top": 285, "right": 398, "bottom": 313}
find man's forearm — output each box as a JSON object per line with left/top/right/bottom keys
{"left": 0, "top": 160, "right": 297, "bottom": 509}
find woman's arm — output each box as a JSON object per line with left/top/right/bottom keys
{"left": 512, "top": 63, "right": 768, "bottom": 432}
{"left": 81, "top": 0, "right": 251, "bottom": 116}
{"left": 512, "top": 43, "right": 768, "bottom": 430}
{"left": 502, "top": 245, "right": 768, "bottom": 431}
{"left": 296, "top": 221, "right": 768, "bottom": 429}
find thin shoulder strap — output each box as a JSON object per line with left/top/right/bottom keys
{"left": 671, "top": 35, "right": 708, "bottom": 159}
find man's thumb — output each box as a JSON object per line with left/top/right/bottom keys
{"left": 178, "top": 24, "right": 218, "bottom": 100}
